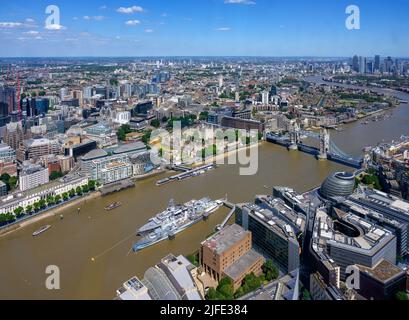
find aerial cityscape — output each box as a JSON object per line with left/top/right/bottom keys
{"left": 1, "top": 0, "right": 409, "bottom": 305}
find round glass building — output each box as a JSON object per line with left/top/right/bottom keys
{"left": 320, "top": 172, "right": 356, "bottom": 199}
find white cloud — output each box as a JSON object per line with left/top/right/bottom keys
{"left": 84, "top": 16, "right": 105, "bottom": 21}
{"left": 216, "top": 27, "right": 231, "bottom": 31}
{"left": 117, "top": 6, "right": 144, "bottom": 14}
{"left": 0, "top": 22, "right": 23, "bottom": 28}
{"left": 45, "top": 24, "right": 66, "bottom": 30}
{"left": 24, "top": 30, "right": 39, "bottom": 35}
{"left": 25, "top": 18, "right": 35, "bottom": 23}
{"left": 99, "top": 5, "right": 107, "bottom": 10}
{"left": 145, "top": 29, "right": 154, "bottom": 33}
{"left": 125, "top": 20, "right": 141, "bottom": 26}
{"left": 224, "top": 0, "right": 256, "bottom": 4}
{"left": 65, "top": 38, "right": 79, "bottom": 41}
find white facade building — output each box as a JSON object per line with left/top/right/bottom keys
{"left": 19, "top": 166, "right": 49, "bottom": 192}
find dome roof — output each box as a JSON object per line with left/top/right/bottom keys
{"left": 320, "top": 172, "right": 355, "bottom": 199}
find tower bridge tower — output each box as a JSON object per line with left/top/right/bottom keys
{"left": 318, "top": 127, "right": 330, "bottom": 159}
{"left": 289, "top": 121, "right": 300, "bottom": 150}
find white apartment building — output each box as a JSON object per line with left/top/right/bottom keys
{"left": 19, "top": 166, "right": 49, "bottom": 192}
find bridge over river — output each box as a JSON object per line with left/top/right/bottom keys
{"left": 266, "top": 126, "right": 364, "bottom": 169}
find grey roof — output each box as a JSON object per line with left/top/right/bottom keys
{"left": 143, "top": 267, "right": 181, "bottom": 300}
{"left": 223, "top": 249, "right": 264, "bottom": 281}
{"left": 82, "top": 149, "right": 108, "bottom": 161}
{"left": 114, "top": 142, "right": 147, "bottom": 154}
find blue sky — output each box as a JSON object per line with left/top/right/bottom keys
{"left": 0, "top": 0, "right": 408, "bottom": 57}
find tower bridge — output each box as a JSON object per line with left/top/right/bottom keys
{"left": 266, "top": 125, "right": 363, "bottom": 169}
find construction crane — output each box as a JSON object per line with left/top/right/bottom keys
{"left": 16, "top": 71, "right": 21, "bottom": 120}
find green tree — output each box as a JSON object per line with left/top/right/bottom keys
{"left": 69, "top": 189, "right": 76, "bottom": 198}
{"left": 117, "top": 124, "right": 133, "bottom": 141}
{"left": 302, "top": 288, "right": 312, "bottom": 300}
{"left": 239, "top": 273, "right": 262, "bottom": 297}
{"left": 34, "top": 202, "right": 40, "bottom": 212}
{"left": 8, "top": 176, "right": 18, "bottom": 189}
{"left": 142, "top": 130, "right": 152, "bottom": 144}
{"left": 39, "top": 199, "right": 47, "bottom": 209}
{"left": 199, "top": 111, "right": 209, "bottom": 121}
{"left": 82, "top": 185, "right": 90, "bottom": 193}
{"left": 14, "top": 207, "right": 24, "bottom": 218}
{"left": 46, "top": 195, "right": 55, "bottom": 206}
{"left": 0, "top": 173, "right": 11, "bottom": 191}
{"left": 76, "top": 186, "right": 83, "bottom": 196}
{"left": 151, "top": 119, "right": 160, "bottom": 128}
{"left": 55, "top": 195, "right": 62, "bottom": 203}
{"left": 206, "top": 288, "right": 220, "bottom": 300}
{"left": 25, "top": 205, "right": 33, "bottom": 214}
{"left": 263, "top": 260, "right": 279, "bottom": 281}
{"left": 0, "top": 212, "right": 15, "bottom": 225}
{"left": 186, "top": 253, "right": 199, "bottom": 267}
{"left": 50, "top": 171, "right": 63, "bottom": 180}
{"left": 62, "top": 192, "right": 69, "bottom": 201}
{"left": 88, "top": 180, "right": 96, "bottom": 191}
{"left": 395, "top": 291, "right": 408, "bottom": 300}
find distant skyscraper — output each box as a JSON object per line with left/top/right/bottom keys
{"left": 384, "top": 56, "right": 393, "bottom": 74}
{"left": 60, "top": 88, "right": 68, "bottom": 100}
{"left": 83, "top": 86, "right": 93, "bottom": 99}
{"left": 0, "top": 85, "right": 16, "bottom": 114}
{"left": 374, "top": 55, "right": 381, "bottom": 71}
{"left": 218, "top": 75, "right": 223, "bottom": 88}
{"left": 367, "top": 61, "right": 374, "bottom": 74}
{"left": 352, "top": 55, "right": 359, "bottom": 72}
{"left": 359, "top": 56, "right": 367, "bottom": 74}
{"left": 261, "top": 91, "right": 270, "bottom": 105}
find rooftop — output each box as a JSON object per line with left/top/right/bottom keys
{"left": 114, "top": 142, "right": 146, "bottom": 154}
{"left": 356, "top": 259, "right": 405, "bottom": 283}
{"left": 202, "top": 224, "right": 249, "bottom": 255}
{"left": 223, "top": 249, "right": 264, "bottom": 281}
{"left": 82, "top": 149, "right": 108, "bottom": 161}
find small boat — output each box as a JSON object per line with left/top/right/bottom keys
{"left": 33, "top": 225, "right": 52, "bottom": 237}
{"left": 105, "top": 202, "right": 122, "bottom": 211}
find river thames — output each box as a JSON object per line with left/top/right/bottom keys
{"left": 0, "top": 80, "right": 408, "bottom": 300}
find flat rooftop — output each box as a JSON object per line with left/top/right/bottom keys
{"left": 223, "top": 249, "right": 264, "bottom": 281}
{"left": 202, "top": 224, "right": 249, "bottom": 255}
{"left": 357, "top": 259, "right": 405, "bottom": 283}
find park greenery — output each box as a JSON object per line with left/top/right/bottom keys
{"left": 167, "top": 115, "right": 197, "bottom": 129}
{"left": 117, "top": 124, "right": 133, "bottom": 141}
{"left": 395, "top": 291, "right": 408, "bottom": 300}
{"left": 50, "top": 171, "right": 63, "bottom": 181}
{"left": 357, "top": 168, "right": 382, "bottom": 190}
{"left": 0, "top": 173, "right": 18, "bottom": 191}
{"left": 338, "top": 92, "right": 382, "bottom": 103}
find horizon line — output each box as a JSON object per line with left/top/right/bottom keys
{"left": 1, "top": 55, "right": 409, "bottom": 59}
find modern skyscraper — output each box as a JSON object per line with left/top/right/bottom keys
{"left": 352, "top": 55, "right": 359, "bottom": 72}
{"left": 0, "top": 85, "right": 15, "bottom": 114}
{"left": 374, "top": 55, "right": 381, "bottom": 71}
{"left": 359, "top": 56, "right": 367, "bottom": 74}
{"left": 261, "top": 91, "right": 270, "bottom": 105}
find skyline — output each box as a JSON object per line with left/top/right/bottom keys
{"left": 0, "top": 0, "right": 408, "bottom": 57}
